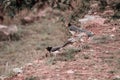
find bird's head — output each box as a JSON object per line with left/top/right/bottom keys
{"left": 46, "top": 47, "right": 52, "bottom": 52}
{"left": 88, "top": 32, "right": 95, "bottom": 37}
{"left": 64, "top": 22, "right": 71, "bottom": 27}
{"left": 68, "top": 23, "right": 71, "bottom": 27}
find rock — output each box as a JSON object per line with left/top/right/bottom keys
{"left": 110, "top": 34, "right": 115, "bottom": 38}
{"left": 0, "top": 25, "right": 18, "bottom": 40}
{"left": 12, "top": 68, "right": 23, "bottom": 74}
{"left": 0, "top": 75, "right": 7, "bottom": 80}
{"left": 115, "top": 75, "right": 120, "bottom": 78}
{"left": 25, "top": 63, "right": 33, "bottom": 67}
{"left": 8, "top": 25, "right": 18, "bottom": 35}
{"left": 103, "top": 10, "right": 114, "bottom": 17}
{"left": 79, "top": 15, "right": 106, "bottom": 27}
{"left": 21, "top": 16, "right": 34, "bottom": 25}
{"left": 66, "top": 70, "right": 74, "bottom": 74}
{"left": 0, "top": 25, "right": 8, "bottom": 34}
{"left": 90, "top": 49, "right": 94, "bottom": 52}
{"left": 114, "top": 75, "right": 120, "bottom": 80}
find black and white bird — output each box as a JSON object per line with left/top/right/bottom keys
{"left": 68, "top": 23, "right": 80, "bottom": 36}
{"left": 68, "top": 23, "right": 94, "bottom": 37}
{"left": 46, "top": 37, "right": 76, "bottom": 56}
{"left": 46, "top": 46, "right": 62, "bottom": 56}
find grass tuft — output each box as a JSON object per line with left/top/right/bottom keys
{"left": 57, "top": 48, "right": 81, "bottom": 61}
{"left": 25, "top": 76, "right": 39, "bottom": 80}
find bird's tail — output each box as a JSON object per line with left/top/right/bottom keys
{"left": 62, "top": 41, "right": 73, "bottom": 47}
{"left": 79, "top": 28, "right": 94, "bottom": 37}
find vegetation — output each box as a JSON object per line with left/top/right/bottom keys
{"left": 25, "top": 76, "right": 39, "bottom": 80}
{"left": 0, "top": 0, "right": 120, "bottom": 80}
{"left": 0, "top": 0, "right": 119, "bottom": 23}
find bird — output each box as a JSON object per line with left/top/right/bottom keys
{"left": 68, "top": 23, "right": 81, "bottom": 36}
{"left": 46, "top": 37, "right": 77, "bottom": 56}
{"left": 62, "top": 37, "right": 76, "bottom": 47}
{"left": 68, "top": 23, "right": 94, "bottom": 37}
{"left": 46, "top": 46, "right": 63, "bottom": 56}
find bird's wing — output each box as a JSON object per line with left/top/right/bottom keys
{"left": 69, "top": 25, "right": 86, "bottom": 33}
{"left": 69, "top": 25, "right": 79, "bottom": 32}
{"left": 69, "top": 25, "right": 94, "bottom": 37}
{"left": 78, "top": 28, "right": 94, "bottom": 37}
{"left": 51, "top": 46, "right": 62, "bottom": 52}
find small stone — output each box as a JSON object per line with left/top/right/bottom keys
{"left": 0, "top": 24, "right": 18, "bottom": 40}
{"left": 66, "top": 70, "right": 74, "bottom": 74}
{"left": 13, "top": 68, "right": 23, "bottom": 74}
{"left": 26, "top": 63, "right": 33, "bottom": 66}
{"left": 110, "top": 34, "right": 115, "bottom": 38}
{"left": 21, "top": 16, "right": 34, "bottom": 25}
{"left": 90, "top": 49, "right": 94, "bottom": 52}
{"left": 0, "top": 75, "right": 7, "bottom": 80}
{"left": 114, "top": 75, "right": 120, "bottom": 79}
{"left": 56, "top": 74, "right": 60, "bottom": 76}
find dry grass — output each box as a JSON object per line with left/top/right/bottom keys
{"left": 0, "top": 2, "right": 120, "bottom": 79}
{"left": 0, "top": 12, "right": 68, "bottom": 75}
{"left": 59, "top": 48, "right": 81, "bottom": 61}
{"left": 25, "top": 76, "right": 39, "bottom": 80}
{"left": 91, "top": 34, "right": 113, "bottom": 44}
{"left": 46, "top": 48, "right": 81, "bottom": 65}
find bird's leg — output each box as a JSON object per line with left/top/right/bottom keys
{"left": 54, "top": 54, "right": 57, "bottom": 58}
{"left": 45, "top": 51, "right": 51, "bottom": 57}
{"left": 8, "top": 35, "right": 11, "bottom": 42}
{"left": 45, "top": 53, "right": 49, "bottom": 57}
{"left": 88, "top": 37, "right": 92, "bottom": 41}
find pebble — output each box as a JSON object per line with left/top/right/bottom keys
{"left": 13, "top": 68, "right": 23, "bottom": 74}
{"left": 66, "top": 70, "right": 74, "bottom": 74}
